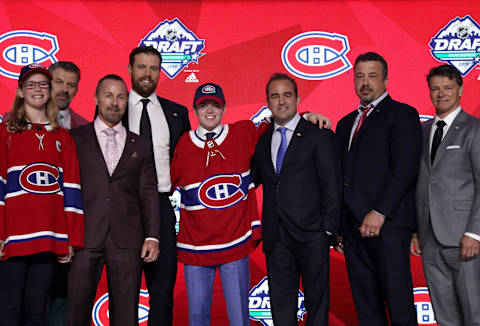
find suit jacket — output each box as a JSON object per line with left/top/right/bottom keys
{"left": 336, "top": 95, "right": 422, "bottom": 230}
{"left": 122, "top": 95, "right": 191, "bottom": 160}
{"left": 70, "top": 108, "right": 89, "bottom": 129}
{"left": 70, "top": 123, "right": 161, "bottom": 249}
{"left": 252, "top": 118, "right": 342, "bottom": 253}
{"left": 416, "top": 109, "right": 480, "bottom": 247}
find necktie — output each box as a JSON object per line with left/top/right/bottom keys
{"left": 352, "top": 104, "right": 373, "bottom": 139}
{"left": 103, "top": 128, "right": 119, "bottom": 175}
{"left": 276, "top": 127, "right": 288, "bottom": 175}
{"left": 140, "top": 99, "right": 152, "bottom": 141}
{"left": 205, "top": 132, "right": 215, "bottom": 140}
{"left": 431, "top": 120, "right": 446, "bottom": 163}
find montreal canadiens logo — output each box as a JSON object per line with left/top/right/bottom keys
{"left": 413, "top": 287, "right": 437, "bottom": 325}
{"left": 93, "top": 289, "right": 150, "bottom": 325}
{"left": 19, "top": 163, "right": 61, "bottom": 194}
{"left": 0, "top": 30, "right": 59, "bottom": 79}
{"left": 202, "top": 84, "right": 216, "bottom": 94}
{"left": 198, "top": 174, "right": 246, "bottom": 209}
{"left": 282, "top": 31, "right": 351, "bottom": 80}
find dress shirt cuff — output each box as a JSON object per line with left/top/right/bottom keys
{"left": 464, "top": 232, "right": 480, "bottom": 242}
{"left": 145, "top": 237, "right": 159, "bottom": 244}
{"left": 372, "top": 209, "right": 386, "bottom": 218}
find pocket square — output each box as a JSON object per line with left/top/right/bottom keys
{"left": 446, "top": 145, "right": 461, "bottom": 149}
{"left": 131, "top": 151, "right": 138, "bottom": 158}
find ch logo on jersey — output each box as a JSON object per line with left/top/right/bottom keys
{"left": 413, "top": 287, "right": 437, "bottom": 325}
{"left": 92, "top": 289, "right": 150, "bottom": 325}
{"left": 0, "top": 30, "right": 59, "bottom": 79}
{"left": 429, "top": 15, "right": 480, "bottom": 76}
{"left": 19, "top": 163, "right": 61, "bottom": 194}
{"left": 249, "top": 277, "right": 306, "bottom": 326}
{"left": 198, "top": 174, "right": 246, "bottom": 209}
{"left": 282, "top": 31, "right": 351, "bottom": 80}
{"left": 139, "top": 18, "right": 205, "bottom": 79}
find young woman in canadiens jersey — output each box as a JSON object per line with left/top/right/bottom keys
{"left": 0, "top": 63, "right": 84, "bottom": 325}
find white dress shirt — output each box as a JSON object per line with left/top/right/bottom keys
{"left": 270, "top": 113, "right": 301, "bottom": 171}
{"left": 196, "top": 124, "right": 223, "bottom": 141}
{"left": 58, "top": 107, "right": 72, "bottom": 129}
{"left": 128, "top": 90, "right": 171, "bottom": 192}
{"left": 348, "top": 91, "right": 389, "bottom": 151}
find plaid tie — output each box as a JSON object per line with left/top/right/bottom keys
{"left": 103, "top": 128, "right": 119, "bottom": 175}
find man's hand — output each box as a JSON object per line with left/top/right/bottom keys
{"left": 58, "top": 245, "right": 74, "bottom": 264}
{"left": 141, "top": 239, "right": 160, "bottom": 263}
{"left": 0, "top": 240, "right": 5, "bottom": 259}
{"left": 460, "top": 235, "right": 480, "bottom": 260}
{"left": 410, "top": 233, "right": 421, "bottom": 256}
{"left": 305, "top": 113, "right": 332, "bottom": 129}
{"left": 334, "top": 235, "right": 344, "bottom": 254}
{"left": 359, "top": 210, "right": 385, "bottom": 237}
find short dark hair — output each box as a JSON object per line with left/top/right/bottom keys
{"left": 354, "top": 52, "right": 388, "bottom": 79}
{"left": 95, "top": 74, "right": 126, "bottom": 95}
{"left": 129, "top": 46, "right": 162, "bottom": 66}
{"left": 48, "top": 61, "right": 81, "bottom": 80}
{"left": 426, "top": 64, "right": 463, "bottom": 87}
{"left": 266, "top": 73, "right": 298, "bottom": 98}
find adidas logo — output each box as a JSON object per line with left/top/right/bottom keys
{"left": 185, "top": 72, "right": 199, "bottom": 83}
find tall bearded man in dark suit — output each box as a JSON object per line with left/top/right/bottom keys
{"left": 335, "top": 52, "right": 422, "bottom": 326}
{"left": 252, "top": 73, "right": 342, "bottom": 326}
{"left": 67, "top": 74, "right": 161, "bottom": 326}
{"left": 122, "top": 46, "right": 191, "bottom": 326}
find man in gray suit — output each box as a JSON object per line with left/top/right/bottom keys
{"left": 411, "top": 64, "right": 480, "bottom": 325}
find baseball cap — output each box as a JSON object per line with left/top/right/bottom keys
{"left": 18, "top": 63, "right": 52, "bottom": 86}
{"left": 193, "top": 83, "right": 225, "bottom": 107}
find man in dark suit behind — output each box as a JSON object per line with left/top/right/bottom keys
{"left": 122, "top": 46, "right": 191, "bottom": 326}
{"left": 67, "top": 75, "right": 161, "bottom": 326}
{"left": 335, "top": 52, "right": 422, "bottom": 326}
{"left": 252, "top": 73, "right": 342, "bottom": 325}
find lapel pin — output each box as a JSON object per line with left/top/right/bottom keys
{"left": 455, "top": 126, "right": 460, "bottom": 130}
{"left": 296, "top": 132, "right": 302, "bottom": 137}
{"left": 130, "top": 138, "right": 135, "bottom": 142}
{"left": 173, "top": 112, "right": 178, "bottom": 117}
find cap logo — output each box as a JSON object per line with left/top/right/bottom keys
{"left": 202, "top": 85, "right": 216, "bottom": 94}
{"left": 29, "top": 63, "right": 43, "bottom": 69}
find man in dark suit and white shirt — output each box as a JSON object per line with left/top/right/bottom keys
{"left": 252, "top": 73, "right": 342, "bottom": 326}
{"left": 122, "top": 46, "right": 190, "bottom": 326}
{"left": 68, "top": 74, "right": 160, "bottom": 326}
{"left": 335, "top": 52, "right": 422, "bottom": 326}
{"left": 411, "top": 64, "right": 480, "bottom": 325}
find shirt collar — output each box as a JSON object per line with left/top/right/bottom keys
{"left": 94, "top": 116, "right": 124, "bottom": 134}
{"left": 357, "top": 91, "right": 388, "bottom": 111}
{"left": 196, "top": 124, "right": 224, "bottom": 140}
{"left": 129, "top": 89, "right": 160, "bottom": 108}
{"left": 434, "top": 106, "right": 461, "bottom": 126}
{"left": 273, "top": 113, "right": 301, "bottom": 132}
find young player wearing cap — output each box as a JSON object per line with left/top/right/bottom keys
{"left": 170, "top": 83, "right": 265, "bottom": 325}
{"left": 0, "top": 63, "right": 84, "bottom": 325}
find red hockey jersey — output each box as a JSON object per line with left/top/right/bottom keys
{"left": 0, "top": 123, "right": 84, "bottom": 260}
{"left": 171, "top": 120, "right": 268, "bottom": 266}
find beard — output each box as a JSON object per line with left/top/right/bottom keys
{"left": 131, "top": 76, "right": 157, "bottom": 98}
{"left": 102, "top": 106, "right": 123, "bottom": 125}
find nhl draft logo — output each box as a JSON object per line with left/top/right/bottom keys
{"left": 249, "top": 277, "right": 306, "bottom": 326}
{"left": 0, "top": 30, "right": 59, "bottom": 79}
{"left": 413, "top": 287, "right": 437, "bottom": 325}
{"left": 92, "top": 289, "right": 150, "bottom": 325}
{"left": 19, "top": 163, "right": 61, "bottom": 194}
{"left": 429, "top": 15, "right": 480, "bottom": 76}
{"left": 282, "top": 31, "right": 351, "bottom": 80}
{"left": 139, "top": 18, "right": 205, "bottom": 79}
{"left": 197, "top": 174, "right": 247, "bottom": 209}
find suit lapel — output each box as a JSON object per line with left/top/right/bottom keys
{"left": 86, "top": 123, "right": 111, "bottom": 177}
{"left": 431, "top": 110, "right": 467, "bottom": 169}
{"left": 277, "top": 119, "right": 306, "bottom": 177}
{"left": 352, "top": 95, "right": 390, "bottom": 145}
{"left": 111, "top": 131, "right": 137, "bottom": 177}
{"left": 263, "top": 127, "right": 276, "bottom": 177}
{"left": 422, "top": 119, "right": 434, "bottom": 171}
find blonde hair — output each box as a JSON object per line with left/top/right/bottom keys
{"left": 6, "top": 91, "right": 58, "bottom": 133}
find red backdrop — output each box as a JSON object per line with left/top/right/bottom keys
{"left": 1, "top": 1, "right": 479, "bottom": 325}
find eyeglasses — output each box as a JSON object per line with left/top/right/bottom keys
{"left": 24, "top": 81, "right": 50, "bottom": 89}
